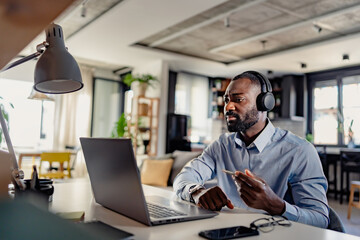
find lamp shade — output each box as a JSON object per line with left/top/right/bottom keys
{"left": 34, "top": 23, "right": 83, "bottom": 94}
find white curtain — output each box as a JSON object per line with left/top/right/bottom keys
{"left": 53, "top": 64, "right": 93, "bottom": 177}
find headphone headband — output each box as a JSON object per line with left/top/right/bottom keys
{"left": 243, "top": 71, "right": 272, "bottom": 93}
{"left": 242, "top": 70, "right": 275, "bottom": 112}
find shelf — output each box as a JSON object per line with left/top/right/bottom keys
{"left": 210, "top": 78, "right": 231, "bottom": 120}
{"left": 139, "top": 127, "right": 151, "bottom": 132}
{"left": 130, "top": 96, "right": 160, "bottom": 156}
{"left": 269, "top": 75, "right": 305, "bottom": 119}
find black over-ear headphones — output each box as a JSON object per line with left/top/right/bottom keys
{"left": 243, "top": 71, "right": 275, "bottom": 112}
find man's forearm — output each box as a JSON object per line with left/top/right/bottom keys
{"left": 283, "top": 202, "right": 329, "bottom": 228}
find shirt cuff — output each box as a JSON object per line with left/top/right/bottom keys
{"left": 182, "top": 184, "right": 203, "bottom": 202}
{"left": 282, "top": 201, "right": 299, "bottom": 221}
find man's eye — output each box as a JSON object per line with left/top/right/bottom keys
{"left": 235, "top": 98, "right": 244, "bottom": 103}
{"left": 224, "top": 97, "right": 229, "bottom": 104}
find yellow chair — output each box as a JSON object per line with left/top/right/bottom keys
{"left": 348, "top": 180, "right": 360, "bottom": 219}
{"left": 38, "top": 152, "right": 72, "bottom": 179}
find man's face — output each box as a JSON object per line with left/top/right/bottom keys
{"left": 223, "top": 78, "right": 260, "bottom": 133}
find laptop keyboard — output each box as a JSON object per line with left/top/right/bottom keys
{"left": 147, "top": 202, "right": 186, "bottom": 219}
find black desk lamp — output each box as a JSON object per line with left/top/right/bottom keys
{"left": 0, "top": 23, "right": 83, "bottom": 189}
{"left": 2, "top": 23, "right": 83, "bottom": 94}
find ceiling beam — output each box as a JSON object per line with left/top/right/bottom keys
{"left": 149, "top": 0, "right": 267, "bottom": 47}
{"left": 209, "top": 2, "right": 360, "bottom": 54}
{"left": 263, "top": 2, "right": 344, "bottom": 35}
{"left": 227, "top": 29, "right": 360, "bottom": 68}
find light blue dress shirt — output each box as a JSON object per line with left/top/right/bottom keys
{"left": 173, "top": 120, "right": 329, "bottom": 228}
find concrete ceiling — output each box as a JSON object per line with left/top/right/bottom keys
{"left": 19, "top": 0, "right": 360, "bottom": 77}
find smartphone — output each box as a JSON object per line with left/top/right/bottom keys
{"left": 199, "top": 226, "right": 259, "bottom": 240}
{"left": 222, "top": 169, "right": 265, "bottom": 185}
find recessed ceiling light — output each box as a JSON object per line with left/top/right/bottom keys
{"left": 312, "top": 24, "right": 322, "bottom": 33}
{"left": 261, "top": 40, "right": 267, "bottom": 50}
{"left": 224, "top": 17, "right": 230, "bottom": 28}
{"left": 342, "top": 54, "right": 349, "bottom": 61}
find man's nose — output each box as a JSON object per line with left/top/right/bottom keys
{"left": 225, "top": 101, "right": 235, "bottom": 112}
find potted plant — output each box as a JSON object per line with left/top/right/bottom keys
{"left": 122, "top": 73, "right": 158, "bottom": 96}
{"left": 111, "top": 113, "right": 131, "bottom": 138}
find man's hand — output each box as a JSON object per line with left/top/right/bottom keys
{"left": 191, "top": 186, "right": 234, "bottom": 211}
{"left": 234, "top": 169, "right": 285, "bottom": 215}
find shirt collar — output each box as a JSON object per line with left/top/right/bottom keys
{"left": 234, "top": 119, "right": 275, "bottom": 153}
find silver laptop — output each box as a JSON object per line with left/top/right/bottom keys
{"left": 80, "top": 137, "right": 218, "bottom": 226}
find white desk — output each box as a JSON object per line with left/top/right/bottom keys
{"left": 50, "top": 179, "right": 360, "bottom": 240}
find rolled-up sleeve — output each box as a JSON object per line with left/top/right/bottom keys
{"left": 282, "top": 143, "right": 329, "bottom": 228}
{"left": 173, "top": 144, "right": 218, "bottom": 201}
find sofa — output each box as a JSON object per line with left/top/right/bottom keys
{"left": 139, "top": 150, "right": 217, "bottom": 189}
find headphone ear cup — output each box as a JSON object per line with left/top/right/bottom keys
{"left": 257, "top": 92, "right": 275, "bottom": 111}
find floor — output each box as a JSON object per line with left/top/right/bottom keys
{"left": 328, "top": 196, "right": 360, "bottom": 236}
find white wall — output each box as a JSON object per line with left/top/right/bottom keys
{"left": 0, "top": 58, "right": 36, "bottom": 83}
{"left": 93, "top": 67, "right": 120, "bottom": 81}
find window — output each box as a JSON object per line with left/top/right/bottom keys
{"left": 342, "top": 76, "right": 360, "bottom": 146}
{"left": 313, "top": 80, "right": 338, "bottom": 144}
{"left": 91, "top": 78, "right": 126, "bottom": 137}
{"left": 0, "top": 78, "right": 54, "bottom": 149}
{"left": 175, "top": 72, "right": 211, "bottom": 143}
{"left": 309, "top": 69, "right": 360, "bottom": 146}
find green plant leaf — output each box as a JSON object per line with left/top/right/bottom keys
{"left": 121, "top": 73, "right": 158, "bottom": 87}
{"left": 111, "top": 113, "right": 128, "bottom": 138}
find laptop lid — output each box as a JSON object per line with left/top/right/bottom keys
{"left": 80, "top": 137, "right": 218, "bottom": 226}
{"left": 80, "top": 137, "right": 151, "bottom": 225}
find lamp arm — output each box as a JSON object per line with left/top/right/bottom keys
{"left": 0, "top": 107, "right": 25, "bottom": 190}
{"left": 1, "top": 42, "right": 47, "bottom": 72}
{"left": 0, "top": 108, "right": 18, "bottom": 169}
{"left": 1, "top": 51, "right": 42, "bottom": 72}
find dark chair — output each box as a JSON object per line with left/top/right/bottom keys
{"left": 327, "top": 207, "right": 346, "bottom": 233}
{"left": 339, "top": 150, "right": 360, "bottom": 204}
{"left": 315, "top": 145, "right": 338, "bottom": 199}
{"left": 315, "top": 145, "right": 327, "bottom": 177}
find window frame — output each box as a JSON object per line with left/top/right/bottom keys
{"left": 307, "top": 65, "right": 360, "bottom": 146}
{"left": 90, "top": 76, "right": 129, "bottom": 137}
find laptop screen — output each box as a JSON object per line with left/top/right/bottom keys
{"left": 80, "top": 137, "right": 151, "bottom": 225}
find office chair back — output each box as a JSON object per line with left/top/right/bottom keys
{"left": 340, "top": 150, "right": 360, "bottom": 203}
{"left": 315, "top": 145, "right": 327, "bottom": 176}
{"left": 327, "top": 207, "right": 345, "bottom": 233}
{"left": 39, "top": 152, "right": 72, "bottom": 179}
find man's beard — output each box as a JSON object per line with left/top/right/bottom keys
{"left": 226, "top": 107, "right": 259, "bottom": 133}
